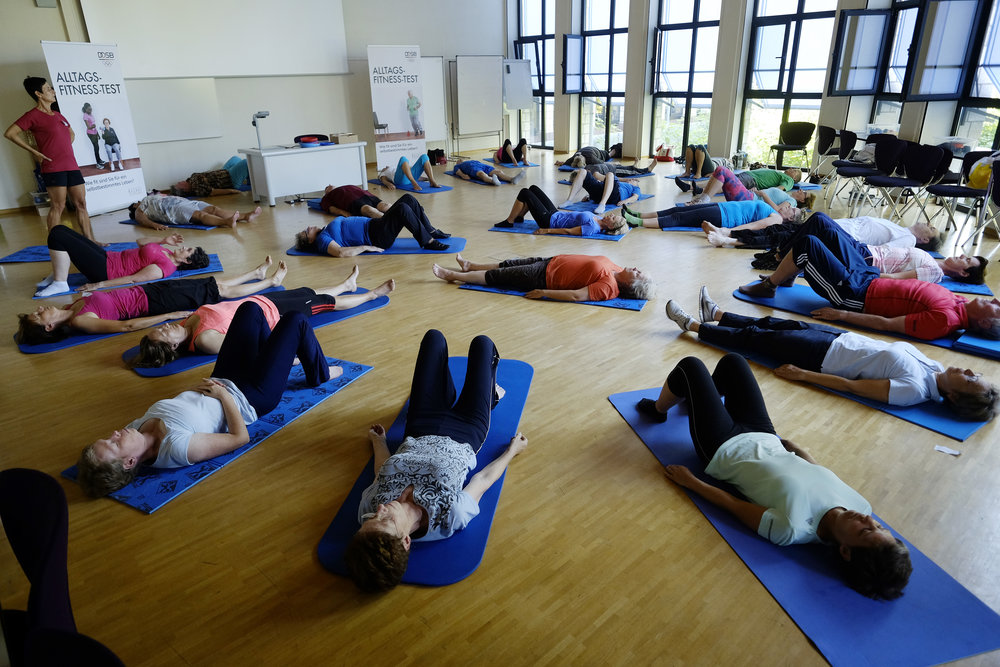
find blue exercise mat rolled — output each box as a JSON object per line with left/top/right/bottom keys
{"left": 792, "top": 183, "right": 823, "bottom": 190}
{"left": 33, "top": 254, "right": 224, "bottom": 299}
{"left": 62, "top": 357, "right": 371, "bottom": 513}
{"left": 444, "top": 170, "right": 511, "bottom": 185}
{"left": 484, "top": 158, "right": 539, "bottom": 167}
{"left": 122, "top": 288, "right": 390, "bottom": 377}
{"left": 954, "top": 331, "right": 1000, "bottom": 361}
{"left": 1, "top": 242, "right": 137, "bottom": 263}
{"left": 364, "top": 179, "right": 453, "bottom": 193}
{"left": 558, "top": 193, "right": 653, "bottom": 213}
{"left": 119, "top": 218, "right": 214, "bottom": 231}
{"left": 488, "top": 221, "right": 629, "bottom": 242}
{"left": 939, "top": 275, "right": 993, "bottom": 296}
{"left": 608, "top": 389, "right": 1000, "bottom": 667}
{"left": 285, "top": 236, "right": 465, "bottom": 256}
{"left": 457, "top": 283, "right": 645, "bottom": 311}
{"left": 317, "top": 356, "right": 533, "bottom": 586}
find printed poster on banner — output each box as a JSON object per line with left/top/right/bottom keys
{"left": 41, "top": 41, "right": 146, "bottom": 215}
{"left": 368, "top": 45, "right": 426, "bottom": 182}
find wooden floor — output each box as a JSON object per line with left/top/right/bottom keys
{"left": 1, "top": 155, "right": 998, "bottom": 666}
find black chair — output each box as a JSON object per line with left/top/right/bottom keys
{"left": 373, "top": 112, "right": 388, "bottom": 136}
{"left": 925, "top": 150, "right": 992, "bottom": 233}
{"left": 834, "top": 136, "right": 907, "bottom": 216}
{"left": 769, "top": 121, "right": 815, "bottom": 169}
{"left": 824, "top": 129, "right": 858, "bottom": 207}
{"left": 813, "top": 125, "right": 838, "bottom": 182}
{"left": 864, "top": 142, "right": 945, "bottom": 221}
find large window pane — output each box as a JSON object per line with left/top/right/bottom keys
{"left": 610, "top": 34, "right": 629, "bottom": 92}
{"left": 793, "top": 17, "right": 834, "bottom": 93}
{"left": 613, "top": 0, "right": 631, "bottom": 29}
{"left": 661, "top": 0, "right": 693, "bottom": 23}
{"left": 691, "top": 26, "right": 719, "bottom": 93}
{"left": 802, "top": 0, "right": 837, "bottom": 11}
{"left": 545, "top": 0, "right": 554, "bottom": 33}
{"left": 543, "top": 38, "right": 555, "bottom": 93}
{"left": 687, "top": 100, "right": 712, "bottom": 146}
{"left": 956, "top": 106, "right": 999, "bottom": 150}
{"left": 585, "top": 35, "right": 611, "bottom": 91}
{"left": 586, "top": 0, "right": 611, "bottom": 30}
{"left": 699, "top": 0, "right": 721, "bottom": 22}
{"left": 885, "top": 8, "right": 917, "bottom": 93}
{"left": 872, "top": 99, "right": 903, "bottom": 129}
{"left": 580, "top": 96, "right": 604, "bottom": 147}
{"left": 785, "top": 103, "right": 821, "bottom": 167}
{"left": 751, "top": 24, "right": 787, "bottom": 90}
{"left": 832, "top": 12, "right": 889, "bottom": 94}
{"left": 910, "top": 0, "right": 979, "bottom": 98}
{"left": 741, "top": 99, "right": 786, "bottom": 162}
{"left": 971, "top": 1, "right": 1000, "bottom": 98}
{"left": 607, "top": 98, "right": 626, "bottom": 145}
{"left": 521, "top": 0, "right": 542, "bottom": 36}
{"left": 520, "top": 101, "right": 542, "bottom": 146}
{"left": 543, "top": 97, "right": 554, "bottom": 146}
{"left": 757, "top": 0, "right": 798, "bottom": 17}
{"left": 652, "top": 97, "right": 686, "bottom": 150}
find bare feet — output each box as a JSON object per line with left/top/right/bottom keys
{"left": 432, "top": 264, "right": 457, "bottom": 282}
{"left": 372, "top": 279, "right": 395, "bottom": 297}
{"left": 455, "top": 253, "right": 472, "bottom": 272}
{"left": 229, "top": 212, "right": 239, "bottom": 228}
{"left": 270, "top": 261, "right": 288, "bottom": 286}
{"left": 701, "top": 221, "right": 722, "bottom": 235}
{"left": 342, "top": 264, "right": 360, "bottom": 293}
{"left": 412, "top": 182, "right": 423, "bottom": 191}
{"left": 428, "top": 180, "right": 440, "bottom": 188}
{"left": 244, "top": 206, "right": 263, "bottom": 223}
{"left": 253, "top": 255, "right": 273, "bottom": 280}
{"left": 328, "top": 365, "right": 344, "bottom": 379}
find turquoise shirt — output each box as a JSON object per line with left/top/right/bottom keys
{"left": 718, "top": 200, "right": 775, "bottom": 228}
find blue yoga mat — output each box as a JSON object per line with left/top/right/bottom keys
{"left": 444, "top": 170, "right": 512, "bottom": 185}
{"left": 119, "top": 219, "right": 214, "bottom": 231}
{"left": 488, "top": 221, "right": 629, "bottom": 242}
{"left": 457, "top": 283, "right": 645, "bottom": 311}
{"left": 484, "top": 158, "right": 539, "bottom": 167}
{"left": 33, "top": 253, "right": 224, "bottom": 299}
{"left": 939, "top": 276, "right": 993, "bottom": 296}
{"left": 559, "top": 193, "right": 653, "bottom": 213}
{"left": 732, "top": 284, "right": 967, "bottom": 353}
{"left": 62, "top": 357, "right": 372, "bottom": 513}
{"left": 1, "top": 242, "right": 137, "bottom": 263}
{"left": 608, "top": 389, "right": 1000, "bottom": 667}
{"left": 365, "top": 179, "right": 453, "bottom": 194}
{"left": 670, "top": 175, "right": 711, "bottom": 182}
{"left": 122, "top": 289, "right": 390, "bottom": 377}
{"left": 793, "top": 183, "right": 823, "bottom": 190}
{"left": 316, "top": 356, "right": 533, "bottom": 586}
{"left": 954, "top": 332, "right": 1000, "bottom": 361}
{"left": 659, "top": 226, "right": 703, "bottom": 232}
{"left": 285, "top": 236, "right": 465, "bottom": 257}
{"left": 697, "top": 337, "right": 989, "bottom": 441}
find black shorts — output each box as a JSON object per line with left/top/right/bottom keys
{"left": 349, "top": 194, "right": 382, "bottom": 216}
{"left": 42, "top": 170, "right": 85, "bottom": 188}
{"left": 141, "top": 277, "right": 221, "bottom": 316}
{"left": 485, "top": 257, "right": 552, "bottom": 291}
{"left": 262, "top": 287, "right": 338, "bottom": 316}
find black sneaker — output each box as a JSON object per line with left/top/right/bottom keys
{"left": 691, "top": 182, "right": 704, "bottom": 195}
{"left": 751, "top": 256, "right": 780, "bottom": 270}
{"left": 636, "top": 398, "right": 668, "bottom": 423}
{"left": 431, "top": 229, "right": 452, "bottom": 238}
{"left": 675, "top": 178, "right": 692, "bottom": 192}
{"left": 494, "top": 221, "right": 513, "bottom": 228}
{"left": 423, "top": 240, "right": 449, "bottom": 251}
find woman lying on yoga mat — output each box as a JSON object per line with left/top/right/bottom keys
{"left": 561, "top": 169, "right": 641, "bottom": 215}
{"left": 34, "top": 224, "right": 209, "bottom": 297}
{"left": 432, "top": 253, "right": 655, "bottom": 302}
{"left": 16, "top": 257, "right": 280, "bottom": 346}
{"left": 495, "top": 137, "right": 531, "bottom": 165}
{"left": 294, "top": 194, "right": 450, "bottom": 256}
{"left": 345, "top": 329, "right": 528, "bottom": 592}
{"left": 620, "top": 199, "right": 797, "bottom": 231}
{"left": 377, "top": 154, "right": 441, "bottom": 191}
{"left": 452, "top": 159, "right": 524, "bottom": 186}
{"left": 495, "top": 185, "right": 627, "bottom": 236}
{"left": 76, "top": 300, "right": 339, "bottom": 497}
{"left": 319, "top": 184, "right": 389, "bottom": 218}
{"left": 665, "top": 288, "right": 999, "bottom": 420}
{"left": 132, "top": 264, "right": 395, "bottom": 367}
{"left": 637, "top": 353, "right": 912, "bottom": 600}
{"left": 128, "top": 193, "right": 262, "bottom": 231}
{"left": 554, "top": 144, "right": 623, "bottom": 166}
{"left": 685, "top": 166, "right": 815, "bottom": 211}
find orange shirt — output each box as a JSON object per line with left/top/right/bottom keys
{"left": 186, "top": 296, "right": 280, "bottom": 351}
{"left": 545, "top": 254, "right": 622, "bottom": 301}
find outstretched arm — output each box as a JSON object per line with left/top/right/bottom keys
{"left": 880, "top": 269, "right": 919, "bottom": 281}
{"left": 810, "top": 307, "right": 907, "bottom": 334}
{"left": 368, "top": 424, "right": 391, "bottom": 472}
{"left": 77, "top": 263, "right": 164, "bottom": 291}
{"left": 524, "top": 287, "right": 591, "bottom": 301}
{"left": 71, "top": 310, "right": 192, "bottom": 334}
{"left": 326, "top": 243, "right": 384, "bottom": 257}
{"left": 462, "top": 433, "right": 528, "bottom": 502}
{"left": 534, "top": 226, "right": 583, "bottom": 236}
{"left": 133, "top": 209, "right": 168, "bottom": 231}
{"left": 773, "top": 364, "right": 891, "bottom": 402}
{"left": 664, "top": 465, "right": 766, "bottom": 532}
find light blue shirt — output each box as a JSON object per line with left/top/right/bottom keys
{"left": 316, "top": 217, "right": 370, "bottom": 253}
{"left": 718, "top": 200, "right": 775, "bottom": 228}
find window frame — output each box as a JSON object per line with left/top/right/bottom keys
{"left": 827, "top": 9, "right": 892, "bottom": 97}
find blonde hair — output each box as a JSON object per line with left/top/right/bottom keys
{"left": 785, "top": 168, "right": 802, "bottom": 183}
{"left": 601, "top": 212, "right": 627, "bottom": 235}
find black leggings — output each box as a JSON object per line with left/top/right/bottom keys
{"left": 666, "top": 354, "right": 776, "bottom": 466}
{"left": 501, "top": 138, "right": 527, "bottom": 163}
{"left": 517, "top": 185, "right": 558, "bottom": 227}
{"left": 87, "top": 132, "right": 101, "bottom": 164}
{"left": 141, "top": 277, "right": 221, "bottom": 315}
{"left": 654, "top": 203, "right": 723, "bottom": 228}
{"left": 731, "top": 222, "right": 798, "bottom": 249}
{"left": 367, "top": 194, "right": 434, "bottom": 248}
{"left": 47, "top": 224, "right": 108, "bottom": 281}
{"left": 262, "top": 287, "right": 338, "bottom": 317}
{"left": 484, "top": 257, "right": 552, "bottom": 291}
{"left": 404, "top": 329, "right": 500, "bottom": 451}
{"left": 697, "top": 313, "right": 844, "bottom": 371}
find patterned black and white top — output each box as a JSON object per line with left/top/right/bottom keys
{"left": 359, "top": 435, "right": 480, "bottom": 541}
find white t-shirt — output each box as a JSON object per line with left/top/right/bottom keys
{"left": 705, "top": 432, "right": 871, "bottom": 546}
{"left": 834, "top": 216, "right": 915, "bottom": 248}
{"left": 867, "top": 245, "right": 943, "bottom": 283}
{"left": 820, "top": 332, "right": 943, "bottom": 406}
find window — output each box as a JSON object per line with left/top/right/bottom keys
{"left": 578, "top": 0, "right": 630, "bottom": 150}
{"left": 650, "top": 0, "right": 720, "bottom": 154}
{"left": 739, "top": 0, "right": 836, "bottom": 166}
{"left": 951, "top": 0, "right": 1000, "bottom": 150}
{"left": 907, "top": 0, "right": 983, "bottom": 100}
{"left": 514, "top": 0, "right": 555, "bottom": 147}
{"left": 829, "top": 10, "right": 890, "bottom": 96}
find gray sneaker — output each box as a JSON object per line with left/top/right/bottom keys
{"left": 699, "top": 286, "right": 721, "bottom": 323}
{"left": 665, "top": 300, "right": 696, "bottom": 332}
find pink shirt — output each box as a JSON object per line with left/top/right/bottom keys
{"left": 864, "top": 278, "right": 968, "bottom": 340}
{"left": 105, "top": 244, "right": 176, "bottom": 280}
{"left": 867, "top": 245, "right": 943, "bottom": 283}
{"left": 15, "top": 108, "right": 78, "bottom": 173}
{"left": 75, "top": 287, "right": 150, "bottom": 320}
{"left": 186, "top": 296, "right": 280, "bottom": 352}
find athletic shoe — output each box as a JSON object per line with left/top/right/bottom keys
{"left": 636, "top": 398, "right": 668, "bottom": 423}
{"left": 699, "top": 286, "right": 721, "bottom": 323}
{"left": 423, "top": 240, "right": 449, "bottom": 251}
{"left": 738, "top": 278, "right": 776, "bottom": 298}
{"left": 691, "top": 182, "right": 704, "bottom": 195}
{"left": 494, "top": 221, "right": 513, "bottom": 228}
{"left": 430, "top": 228, "right": 452, "bottom": 238}
{"left": 675, "top": 178, "right": 692, "bottom": 192}
{"left": 665, "top": 300, "right": 697, "bottom": 332}
{"left": 687, "top": 194, "right": 711, "bottom": 206}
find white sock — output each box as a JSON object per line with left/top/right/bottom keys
{"left": 491, "top": 174, "right": 502, "bottom": 186}
{"left": 36, "top": 273, "right": 54, "bottom": 288}
{"left": 593, "top": 204, "right": 606, "bottom": 215}
{"left": 35, "top": 281, "right": 69, "bottom": 297}
{"left": 110, "top": 163, "right": 115, "bottom": 171}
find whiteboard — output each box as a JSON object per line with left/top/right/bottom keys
{"left": 421, "top": 57, "right": 447, "bottom": 143}
{"left": 126, "top": 79, "right": 222, "bottom": 144}
{"left": 80, "top": 0, "right": 348, "bottom": 78}
{"left": 503, "top": 59, "right": 533, "bottom": 110}
{"left": 456, "top": 55, "right": 503, "bottom": 136}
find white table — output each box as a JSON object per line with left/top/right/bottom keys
{"left": 238, "top": 142, "right": 368, "bottom": 206}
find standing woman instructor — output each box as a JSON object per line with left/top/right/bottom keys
{"left": 4, "top": 76, "right": 95, "bottom": 241}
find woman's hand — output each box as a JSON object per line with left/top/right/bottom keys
{"left": 34, "top": 150, "right": 51, "bottom": 163}
{"left": 76, "top": 282, "right": 102, "bottom": 292}
{"left": 524, "top": 289, "right": 545, "bottom": 299}
{"left": 507, "top": 432, "right": 528, "bottom": 456}
{"left": 368, "top": 423, "right": 386, "bottom": 441}
{"left": 366, "top": 246, "right": 385, "bottom": 253}
{"left": 193, "top": 378, "right": 228, "bottom": 399}
{"left": 664, "top": 464, "right": 698, "bottom": 489}
{"left": 163, "top": 234, "right": 183, "bottom": 245}
{"left": 532, "top": 228, "right": 549, "bottom": 235}
{"left": 774, "top": 364, "right": 807, "bottom": 381}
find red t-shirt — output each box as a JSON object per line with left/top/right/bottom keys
{"left": 863, "top": 278, "right": 968, "bottom": 340}
{"left": 15, "top": 108, "right": 78, "bottom": 173}
{"left": 105, "top": 244, "right": 176, "bottom": 280}
{"left": 75, "top": 287, "right": 149, "bottom": 320}
{"left": 546, "top": 255, "right": 622, "bottom": 301}
{"left": 320, "top": 185, "right": 366, "bottom": 212}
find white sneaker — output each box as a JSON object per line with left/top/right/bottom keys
{"left": 110, "top": 163, "right": 115, "bottom": 171}
{"left": 35, "top": 281, "right": 69, "bottom": 297}
{"left": 665, "top": 300, "right": 696, "bottom": 332}
{"left": 699, "top": 286, "right": 721, "bottom": 323}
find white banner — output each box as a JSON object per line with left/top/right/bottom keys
{"left": 368, "top": 45, "right": 426, "bottom": 174}
{"left": 41, "top": 41, "right": 146, "bottom": 215}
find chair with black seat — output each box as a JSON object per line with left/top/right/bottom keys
{"left": 925, "top": 150, "right": 992, "bottom": 233}
{"left": 769, "top": 121, "right": 815, "bottom": 169}
{"left": 831, "top": 136, "right": 907, "bottom": 216}
{"left": 863, "top": 142, "right": 945, "bottom": 222}
{"left": 373, "top": 112, "right": 388, "bottom": 136}
{"left": 824, "top": 129, "right": 858, "bottom": 206}
{"left": 812, "top": 125, "right": 838, "bottom": 184}
{"left": 900, "top": 146, "right": 953, "bottom": 224}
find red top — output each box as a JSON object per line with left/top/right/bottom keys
{"left": 185, "top": 296, "right": 279, "bottom": 352}
{"left": 75, "top": 287, "right": 149, "bottom": 320}
{"left": 15, "top": 108, "right": 78, "bottom": 173}
{"left": 546, "top": 255, "right": 623, "bottom": 301}
{"left": 106, "top": 244, "right": 176, "bottom": 280}
{"left": 320, "top": 185, "right": 367, "bottom": 212}
{"left": 864, "top": 278, "right": 968, "bottom": 340}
